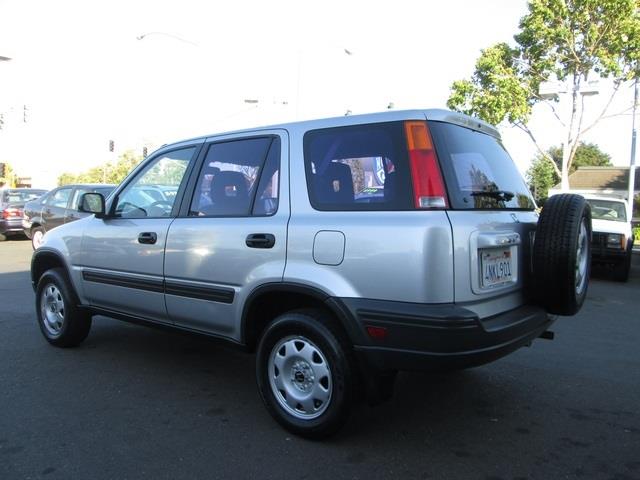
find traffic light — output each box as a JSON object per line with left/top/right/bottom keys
{"left": 109, "top": 140, "right": 114, "bottom": 152}
{"left": 143, "top": 146, "right": 148, "bottom": 158}
{"left": 0, "top": 162, "right": 5, "bottom": 178}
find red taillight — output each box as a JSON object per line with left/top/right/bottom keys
{"left": 404, "top": 121, "right": 448, "bottom": 209}
{"left": 2, "top": 208, "right": 21, "bottom": 219}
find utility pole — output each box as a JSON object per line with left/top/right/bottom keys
{"left": 628, "top": 77, "right": 638, "bottom": 219}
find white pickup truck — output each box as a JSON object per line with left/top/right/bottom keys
{"left": 583, "top": 195, "right": 634, "bottom": 282}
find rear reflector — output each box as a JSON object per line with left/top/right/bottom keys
{"left": 366, "top": 325, "right": 388, "bottom": 340}
{"left": 404, "top": 121, "right": 448, "bottom": 209}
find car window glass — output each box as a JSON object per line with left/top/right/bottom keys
{"left": 189, "top": 137, "right": 277, "bottom": 217}
{"left": 46, "top": 188, "right": 72, "bottom": 208}
{"left": 304, "top": 123, "right": 413, "bottom": 211}
{"left": 428, "top": 121, "right": 535, "bottom": 210}
{"left": 586, "top": 199, "right": 627, "bottom": 222}
{"left": 114, "top": 148, "right": 195, "bottom": 218}
{"left": 71, "top": 189, "right": 89, "bottom": 211}
{"left": 3, "top": 190, "right": 46, "bottom": 204}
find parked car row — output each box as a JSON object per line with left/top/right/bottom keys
{"left": 22, "top": 184, "right": 116, "bottom": 249}
{"left": 0, "top": 184, "right": 117, "bottom": 247}
{"left": 0, "top": 188, "right": 48, "bottom": 241}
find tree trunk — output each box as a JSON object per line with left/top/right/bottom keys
{"left": 561, "top": 74, "right": 581, "bottom": 191}
{"left": 561, "top": 144, "right": 571, "bottom": 190}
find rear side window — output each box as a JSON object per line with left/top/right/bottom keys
{"left": 189, "top": 136, "right": 280, "bottom": 217}
{"left": 304, "top": 122, "right": 413, "bottom": 211}
{"left": 428, "top": 121, "right": 535, "bottom": 210}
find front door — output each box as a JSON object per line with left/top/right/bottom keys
{"left": 164, "top": 131, "right": 289, "bottom": 340}
{"left": 79, "top": 144, "right": 200, "bottom": 323}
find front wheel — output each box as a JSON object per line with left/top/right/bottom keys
{"left": 31, "top": 226, "right": 46, "bottom": 250}
{"left": 36, "top": 268, "right": 92, "bottom": 347}
{"left": 256, "top": 310, "right": 356, "bottom": 439}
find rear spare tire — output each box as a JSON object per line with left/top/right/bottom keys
{"left": 532, "top": 194, "right": 591, "bottom": 315}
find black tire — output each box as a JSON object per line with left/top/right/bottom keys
{"left": 31, "top": 226, "right": 46, "bottom": 250}
{"left": 532, "top": 194, "right": 592, "bottom": 315}
{"left": 256, "top": 309, "right": 356, "bottom": 439}
{"left": 35, "top": 268, "right": 92, "bottom": 347}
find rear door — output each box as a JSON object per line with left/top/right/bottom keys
{"left": 428, "top": 121, "right": 538, "bottom": 316}
{"left": 164, "top": 131, "right": 289, "bottom": 339}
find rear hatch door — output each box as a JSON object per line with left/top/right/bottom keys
{"left": 428, "top": 120, "right": 538, "bottom": 317}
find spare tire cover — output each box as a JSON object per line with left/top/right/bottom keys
{"left": 532, "top": 194, "right": 591, "bottom": 315}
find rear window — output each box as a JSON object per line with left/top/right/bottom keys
{"left": 2, "top": 189, "right": 47, "bottom": 204}
{"left": 304, "top": 122, "right": 413, "bottom": 211}
{"left": 428, "top": 121, "right": 535, "bottom": 210}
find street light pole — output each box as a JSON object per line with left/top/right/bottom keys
{"left": 628, "top": 77, "right": 638, "bottom": 217}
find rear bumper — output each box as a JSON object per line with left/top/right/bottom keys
{"left": 0, "top": 218, "right": 25, "bottom": 235}
{"left": 336, "top": 298, "right": 552, "bottom": 372}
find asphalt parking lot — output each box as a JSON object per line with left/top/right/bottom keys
{"left": 1, "top": 238, "right": 639, "bottom": 480}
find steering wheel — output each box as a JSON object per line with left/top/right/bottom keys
{"left": 148, "top": 200, "right": 174, "bottom": 216}
{"left": 117, "top": 202, "right": 148, "bottom": 218}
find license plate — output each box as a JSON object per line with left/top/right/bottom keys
{"left": 480, "top": 248, "right": 514, "bottom": 288}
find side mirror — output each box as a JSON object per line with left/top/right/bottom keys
{"left": 79, "top": 193, "right": 106, "bottom": 219}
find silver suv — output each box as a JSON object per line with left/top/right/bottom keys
{"left": 31, "top": 109, "right": 591, "bottom": 438}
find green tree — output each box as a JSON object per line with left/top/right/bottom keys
{"left": 58, "top": 150, "right": 143, "bottom": 186}
{"left": 546, "top": 141, "right": 612, "bottom": 174}
{"left": 527, "top": 155, "right": 559, "bottom": 203}
{"left": 0, "top": 162, "right": 17, "bottom": 187}
{"left": 448, "top": 0, "right": 640, "bottom": 190}
{"left": 526, "top": 142, "right": 612, "bottom": 202}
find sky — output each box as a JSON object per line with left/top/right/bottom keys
{"left": 0, "top": 0, "right": 637, "bottom": 188}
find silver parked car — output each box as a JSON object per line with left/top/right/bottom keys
{"left": 31, "top": 109, "right": 591, "bottom": 438}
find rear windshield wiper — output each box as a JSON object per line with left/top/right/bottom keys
{"left": 469, "top": 190, "right": 515, "bottom": 202}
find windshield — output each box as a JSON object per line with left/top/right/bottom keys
{"left": 586, "top": 199, "right": 627, "bottom": 222}
{"left": 428, "top": 121, "right": 535, "bottom": 210}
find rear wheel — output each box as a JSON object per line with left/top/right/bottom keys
{"left": 256, "top": 309, "right": 356, "bottom": 439}
{"left": 532, "top": 194, "right": 592, "bottom": 315}
{"left": 36, "top": 268, "right": 92, "bottom": 347}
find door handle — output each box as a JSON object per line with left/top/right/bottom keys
{"left": 138, "top": 232, "right": 158, "bottom": 244}
{"left": 246, "top": 233, "right": 275, "bottom": 249}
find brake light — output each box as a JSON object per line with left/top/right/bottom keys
{"left": 1, "top": 207, "right": 21, "bottom": 219}
{"left": 404, "top": 121, "right": 448, "bottom": 209}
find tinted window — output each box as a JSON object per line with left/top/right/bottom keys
{"left": 189, "top": 136, "right": 279, "bottom": 217}
{"left": 47, "top": 188, "right": 72, "bottom": 208}
{"left": 304, "top": 122, "right": 412, "bottom": 211}
{"left": 586, "top": 199, "right": 627, "bottom": 222}
{"left": 429, "top": 121, "right": 535, "bottom": 210}
{"left": 114, "top": 148, "right": 195, "bottom": 218}
{"left": 2, "top": 189, "right": 46, "bottom": 204}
